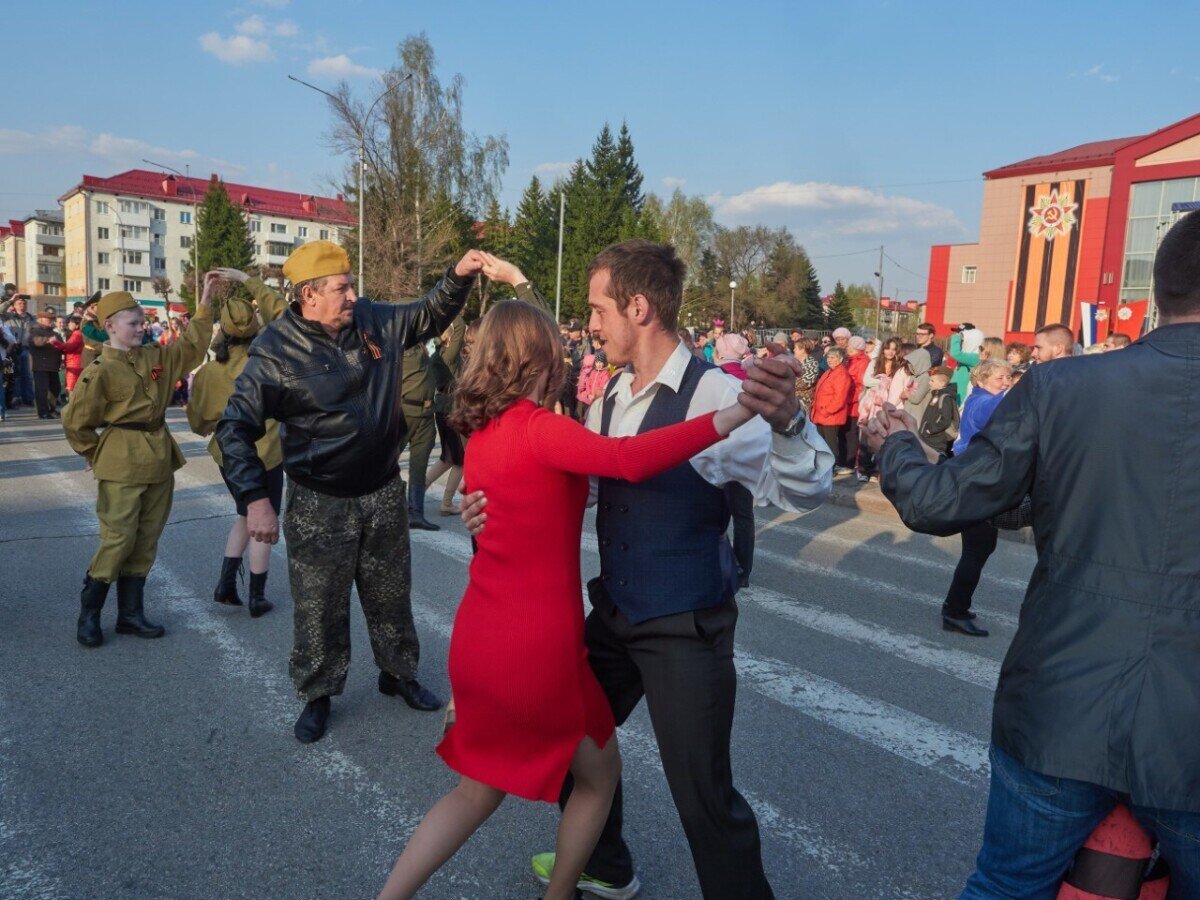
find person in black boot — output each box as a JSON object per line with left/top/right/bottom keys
{"left": 294, "top": 696, "right": 330, "bottom": 743}
{"left": 401, "top": 343, "right": 440, "bottom": 532}
{"left": 114, "top": 575, "right": 165, "bottom": 638}
{"left": 187, "top": 272, "right": 287, "bottom": 620}
{"left": 214, "top": 556, "right": 244, "bottom": 606}
{"left": 77, "top": 576, "right": 109, "bottom": 647}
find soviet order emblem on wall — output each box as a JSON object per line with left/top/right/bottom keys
{"left": 1027, "top": 188, "right": 1079, "bottom": 241}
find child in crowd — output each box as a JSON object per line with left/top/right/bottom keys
{"left": 919, "top": 366, "right": 960, "bottom": 456}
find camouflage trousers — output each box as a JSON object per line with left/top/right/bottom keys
{"left": 283, "top": 474, "right": 419, "bottom": 702}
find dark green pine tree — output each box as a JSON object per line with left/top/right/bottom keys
{"left": 800, "top": 260, "right": 825, "bottom": 329}
{"left": 825, "top": 280, "right": 855, "bottom": 331}
{"left": 616, "top": 122, "right": 644, "bottom": 213}
{"left": 479, "top": 197, "right": 515, "bottom": 303}
{"left": 179, "top": 179, "right": 256, "bottom": 311}
{"left": 510, "top": 175, "right": 558, "bottom": 299}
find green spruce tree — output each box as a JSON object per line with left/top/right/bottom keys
{"left": 800, "top": 260, "right": 824, "bottom": 329}
{"left": 510, "top": 175, "right": 558, "bottom": 299}
{"left": 179, "top": 179, "right": 255, "bottom": 311}
{"left": 825, "top": 280, "right": 855, "bottom": 331}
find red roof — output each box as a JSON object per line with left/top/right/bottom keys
{"left": 60, "top": 169, "right": 354, "bottom": 225}
{"left": 1, "top": 220, "right": 26, "bottom": 238}
{"left": 984, "top": 135, "right": 1145, "bottom": 180}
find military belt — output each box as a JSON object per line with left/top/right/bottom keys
{"left": 104, "top": 420, "right": 166, "bottom": 433}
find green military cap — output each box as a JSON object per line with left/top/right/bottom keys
{"left": 96, "top": 291, "right": 139, "bottom": 322}
{"left": 220, "top": 297, "right": 259, "bottom": 339}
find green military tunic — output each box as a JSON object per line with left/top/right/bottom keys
{"left": 400, "top": 342, "right": 437, "bottom": 509}
{"left": 187, "top": 277, "right": 285, "bottom": 469}
{"left": 62, "top": 302, "right": 214, "bottom": 580}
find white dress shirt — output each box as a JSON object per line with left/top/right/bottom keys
{"left": 585, "top": 341, "right": 834, "bottom": 512}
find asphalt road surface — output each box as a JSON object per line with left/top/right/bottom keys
{"left": 0, "top": 407, "right": 1038, "bottom": 900}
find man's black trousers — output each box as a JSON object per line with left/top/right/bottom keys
{"left": 559, "top": 579, "right": 773, "bottom": 900}
{"left": 33, "top": 370, "right": 60, "bottom": 417}
{"left": 943, "top": 520, "right": 998, "bottom": 618}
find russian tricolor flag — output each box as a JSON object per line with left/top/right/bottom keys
{"left": 1079, "top": 302, "right": 1100, "bottom": 348}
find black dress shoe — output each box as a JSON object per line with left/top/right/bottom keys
{"left": 295, "top": 697, "right": 331, "bottom": 743}
{"left": 943, "top": 615, "right": 989, "bottom": 637}
{"left": 407, "top": 510, "right": 441, "bottom": 531}
{"left": 941, "top": 607, "right": 977, "bottom": 620}
{"left": 379, "top": 672, "right": 443, "bottom": 711}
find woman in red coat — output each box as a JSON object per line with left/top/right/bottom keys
{"left": 54, "top": 318, "right": 85, "bottom": 391}
{"left": 377, "top": 299, "right": 757, "bottom": 900}
{"left": 811, "top": 346, "right": 854, "bottom": 471}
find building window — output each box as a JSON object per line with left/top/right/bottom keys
{"left": 119, "top": 225, "right": 149, "bottom": 240}
{"left": 319, "top": 229, "right": 329, "bottom": 241}
{"left": 180, "top": 260, "right": 188, "bottom": 272}
{"left": 124, "top": 279, "right": 142, "bottom": 293}
{"left": 97, "top": 252, "right": 111, "bottom": 265}
{"left": 38, "top": 264, "right": 48, "bottom": 276}
{"left": 96, "top": 201, "right": 109, "bottom": 214}
{"left": 123, "top": 251, "right": 144, "bottom": 265}
{"left": 152, "top": 208, "right": 165, "bottom": 221}
{"left": 1121, "top": 177, "right": 1200, "bottom": 303}
{"left": 180, "top": 236, "right": 193, "bottom": 249}
{"left": 249, "top": 219, "right": 261, "bottom": 233}
{"left": 179, "top": 211, "right": 192, "bottom": 225}
{"left": 97, "top": 227, "right": 110, "bottom": 240}
{"left": 270, "top": 223, "right": 287, "bottom": 234}
{"left": 120, "top": 200, "right": 147, "bottom": 214}
{"left": 152, "top": 234, "right": 162, "bottom": 246}
{"left": 97, "top": 278, "right": 110, "bottom": 290}
{"left": 153, "top": 257, "right": 165, "bottom": 270}
{"left": 961, "top": 266, "right": 977, "bottom": 284}
{"left": 254, "top": 243, "right": 261, "bottom": 256}
{"left": 45, "top": 285, "right": 62, "bottom": 295}
{"left": 298, "top": 226, "right": 308, "bottom": 238}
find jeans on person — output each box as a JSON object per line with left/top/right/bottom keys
{"left": 943, "top": 521, "right": 998, "bottom": 618}
{"left": 14, "top": 350, "right": 33, "bottom": 404}
{"left": 962, "top": 744, "right": 1200, "bottom": 899}
{"left": 33, "top": 370, "right": 60, "bottom": 417}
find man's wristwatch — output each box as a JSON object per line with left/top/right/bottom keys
{"left": 772, "top": 408, "right": 807, "bottom": 438}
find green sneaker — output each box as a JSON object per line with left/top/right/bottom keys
{"left": 531, "top": 852, "right": 641, "bottom": 900}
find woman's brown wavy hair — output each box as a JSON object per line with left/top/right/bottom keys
{"left": 449, "top": 300, "right": 567, "bottom": 435}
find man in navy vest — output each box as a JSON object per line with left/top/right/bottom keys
{"left": 463, "top": 240, "right": 833, "bottom": 898}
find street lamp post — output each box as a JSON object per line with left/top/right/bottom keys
{"left": 289, "top": 72, "right": 411, "bottom": 293}
{"left": 142, "top": 159, "right": 196, "bottom": 302}
{"left": 555, "top": 191, "right": 565, "bottom": 323}
{"left": 729, "top": 280, "right": 738, "bottom": 331}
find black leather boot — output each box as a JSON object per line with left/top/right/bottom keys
{"left": 247, "top": 571, "right": 273, "bottom": 618}
{"left": 77, "top": 575, "right": 109, "bottom": 648}
{"left": 114, "top": 575, "right": 165, "bottom": 638}
{"left": 214, "top": 556, "right": 244, "bottom": 606}
{"left": 407, "top": 481, "right": 440, "bottom": 532}
{"left": 379, "top": 671, "right": 443, "bottom": 711}
{"left": 294, "top": 697, "right": 331, "bottom": 744}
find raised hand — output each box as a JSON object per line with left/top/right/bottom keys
{"left": 454, "top": 250, "right": 487, "bottom": 279}
{"left": 200, "top": 270, "right": 221, "bottom": 308}
{"left": 479, "top": 252, "right": 527, "bottom": 287}
{"left": 738, "top": 355, "right": 802, "bottom": 431}
{"left": 209, "top": 267, "right": 250, "bottom": 284}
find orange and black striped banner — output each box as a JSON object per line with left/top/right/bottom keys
{"left": 1009, "top": 180, "right": 1086, "bottom": 333}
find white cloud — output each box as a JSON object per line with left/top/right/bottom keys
{"left": 236, "top": 14, "right": 267, "bottom": 35}
{"left": 0, "top": 125, "right": 88, "bottom": 155}
{"left": 307, "top": 54, "right": 382, "bottom": 80}
{"left": 1082, "top": 64, "right": 1119, "bottom": 83}
{"left": 90, "top": 133, "right": 246, "bottom": 175}
{"left": 273, "top": 20, "right": 299, "bottom": 37}
{"left": 662, "top": 176, "right": 687, "bottom": 188}
{"left": 533, "top": 161, "right": 573, "bottom": 180}
{"left": 199, "top": 31, "right": 274, "bottom": 64}
{"left": 710, "top": 180, "right": 961, "bottom": 236}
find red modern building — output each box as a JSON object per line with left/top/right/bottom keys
{"left": 926, "top": 111, "right": 1200, "bottom": 342}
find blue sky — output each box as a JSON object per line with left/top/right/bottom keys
{"left": 3, "top": 0, "right": 1197, "bottom": 297}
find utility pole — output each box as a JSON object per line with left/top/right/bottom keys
{"left": 876, "top": 245, "right": 885, "bottom": 338}
{"left": 555, "top": 191, "right": 565, "bottom": 323}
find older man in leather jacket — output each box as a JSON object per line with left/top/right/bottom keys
{"left": 218, "top": 241, "right": 486, "bottom": 743}
{"left": 865, "top": 213, "right": 1200, "bottom": 897}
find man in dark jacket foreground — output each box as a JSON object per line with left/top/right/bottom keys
{"left": 218, "top": 241, "right": 484, "bottom": 743}
{"left": 865, "top": 213, "right": 1200, "bottom": 898}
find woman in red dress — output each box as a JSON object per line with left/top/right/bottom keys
{"left": 377, "top": 299, "right": 757, "bottom": 900}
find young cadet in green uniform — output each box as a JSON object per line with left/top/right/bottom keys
{"left": 399, "top": 342, "right": 439, "bottom": 530}
{"left": 187, "top": 269, "right": 286, "bottom": 617}
{"left": 63, "top": 278, "right": 215, "bottom": 647}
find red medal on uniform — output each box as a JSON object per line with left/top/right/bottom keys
{"left": 151, "top": 365, "right": 163, "bottom": 381}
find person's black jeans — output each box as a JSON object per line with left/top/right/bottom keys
{"left": 943, "top": 521, "right": 998, "bottom": 618}
{"left": 817, "top": 424, "right": 842, "bottom": 467}
{"left": 839, "top": 417, "right": 860, "bottom": 471}
{"left": 33, "top": 370, "right": 60, "bottom": 417}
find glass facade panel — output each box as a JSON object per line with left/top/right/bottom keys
{"left": 1122, "top": 255, "right": 1153, "bottom": 290}
{"left": 1129, "top": 182, "right": 1162, "bottom": 218}
{"left": 1125, "top": 218, "right": 1158, "bottom": 254}
{"left": 1161, "top": 177, "right": 1199, "bottom": 210}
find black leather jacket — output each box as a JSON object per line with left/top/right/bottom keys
{"left": 880, "top": 324, "right": 1200, "bottom": 812}
{"left": 217, "top": 268, "right": 473, "bottom": 502}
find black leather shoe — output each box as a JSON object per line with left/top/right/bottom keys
{"left": 294, "top": 697, "right": 331, "bottom": 743}
{"left": 408, "top": 509, "right": 441, "bottom": 531}
{"left": 379, "top": 672, "right": 443, "bottom": 711}
{"left": 943, "top": 615, "right": 989, "bottom": 637}
{"left": 114, "top": 575, "right": 165, "bottom": 638}
{"left": 214, "top": 556, "right": 244, "bottom": 606}
{"left": 247, "top": 571, "right": 272, "bottom": 618}
{"left": 738, "top": 572, "right": 751, "bottom": 590}
{"left": 77, "top": 575, "right": 109, "bottom": 647}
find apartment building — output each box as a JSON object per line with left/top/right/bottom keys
{"left": 59, "top": 169, "right": 354, "bottom": 300}
{"left": 20, "top": 210, "right": 66, "bottom": 297}
{"left": 0, "top": 220, "right": 25, "bottom": 288}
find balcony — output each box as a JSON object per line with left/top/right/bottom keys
{"left": 36, "top": 260, "right": 64, "bottom": 282}
{"left": 118, "top": 237, "right": 151, "bottom": 254}
{"left": 118, "top": 260, "right": 152, "bottom": 279}
{"left": 37, "top": 233, "right": 65, "bottom": 248}
{"left": 114, "top": 209, "right": 152, "bottom": 229}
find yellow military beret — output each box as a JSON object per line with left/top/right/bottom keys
{"left": 282, "top": 240, "right": 350, "bottom": 286}
{"left": 220, "top": 297, "right": 259, "bottom": 339}
{"left": 96, "top": 291, "right": 139, "bottom": 323}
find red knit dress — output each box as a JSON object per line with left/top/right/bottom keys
{"left": 436, "top": 399, "right": 725, "bottom": 801}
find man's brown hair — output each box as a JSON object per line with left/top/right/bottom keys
{"left": 586, "top": 239, "right": 685, "bottom": 332}
{"left": 1036, "top": 323, "right": 1074, "bottom": 348}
